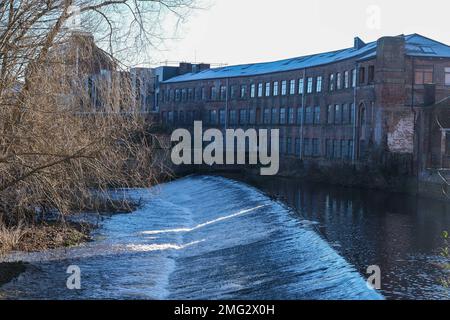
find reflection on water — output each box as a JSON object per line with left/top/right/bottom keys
{"left": 238, "top": 174, "right": 450, "bottom": 300}
{"left": 0, "top": 176, "right": 382, "bottom": 300}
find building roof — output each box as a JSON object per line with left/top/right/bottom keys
{"left": 164, "top": 34, "right": 450, "bottom": 84}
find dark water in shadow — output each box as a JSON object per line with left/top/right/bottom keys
{"left": 234, "top": 174, "right": 450, "bottom": 300}
{"left": 0, "top": 176, "right": 382, "bottom": 300}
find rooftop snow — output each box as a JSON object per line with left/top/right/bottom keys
{"left": 164, "top": 34, "right": 450, "bottom": 84}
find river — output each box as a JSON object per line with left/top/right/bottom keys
{"left": 0, "top": 175, "right": 448, "bottom": 300}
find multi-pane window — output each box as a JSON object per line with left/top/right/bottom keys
{"left": 281, "top": 80, "right": 287, "bottom": 95}
{"left": 201, "top": 87, "right": 206, "bottom": 100}
{"left": 304, "top": 139, "right": 312, "bottom": 157}
{"left": 327, "top": 105, "right": 334, "bottom": 124}
{"left": 182, "top": 89, "right": 187, "bottom": 102}
{"left": 329, "top": 74, "right": 335, "bottom": 91}
{"left": 342, "top": 104, "right": 350, "bottom": 124}
{"left": 305, "top": 106, "right": 313, "bottom": 124}
{"left": 350, "top": 103, "right": 356, "bottom": 124}
{"left": 280, "top": 136, "right": 286, "bottom": 154}
{"left": 263, "top": 108, "right": 270, "bottom": 124}
{"left": 359, "top": 67, "right": 366, "bottom": 84}
{"left": 249, "top": 109, "right": 256, "bottom": 124}
{"left": 175, "top": 89, "right": 181, "bottom": 101}
{"left": 326, "top": 139, "right": 333, "bottom": 159}
{"left": 334, "top": 104, "right": 342, "bottom": 124}
{"left": 290, "top": 80, "right": 296, "bottom": 95}
{"left": 241, "top": 85, "right": 247, "bottom": 98}
{"left": 316, "top": 76, "right": 322, "bottom": 93}
{"left": 265, "top": 82, "right": 271, "bottom": 97}
{"left": 287, "top": 137, "right": 293, "bottom": 155}
{"left": 314, "top": 106, "right": 321, "bottom": 124}
{"left": 349, "top": 140, "right": 354, "bottom": 159}
{"left": 288, "top": 107, "right": 295, "bottom": 124}
{"left": 352, "top": 69, "right": 357, "bottom": 88}
{"left": 272, "top": 108, "right": 278, "bottom": 124}
{"left": 219, "top": 109, "right": 226, "bottom": 125}
{"left": 295, "top": 138, "right": 301, "bottom": 157}
{"left": 230, "top": 85, "right": 237, "bottom": 99}
{"left": 220, "top": 86, "right": 227, "bottom": 101}
{"left": 415, "top": 66, "right": 434, "bottom": 84}
{"left": 188, "top": 88, "right": 193, "bottom": 101}
{"left": 368, "top": 66, "right": 375, "bottom": 83}
{"left": 312, "top": 139, "right": 320, "bottom": 157}
{"left": 250, "top": 84, "right": 256, "bottom": 98}
{"left": 298, "top": 78, "right": 304, "bottom": 94}
{"left": 297, "top": 107, "right": 303, "bottom": 124}
{"left": 336, "top": 73, "right": 342, "bottom": 90}
{"left": 211, "top": 86, "right": 217, "bottom": 100}
{"left": 342, "top": 140, "right": 349, "bottom": 160}
{"left": 344, "top": 71, "right": 349, "bottom": 89}
{"left": 333, "top": 140, "right": 341, "bottom": 159}
{"left": 239, "top": 109, "right": 248, "bottom": 125}
{"left": 279, "top": 108, "right": 286, "bottom": 124}
{"left": 229, "top": 110, "right": 237, "bottom": 125}
{"left": 307, "top": 77, "right": 313, "bottom": 93}
{"left": 258, "top": 83, "right": 263, "bottom": 97}
{"left": 210, "top": 110, "right": 218, "bottom": 124}
{"left": 446, "top": 68, "right": 450, "bottom": 86}
{"left": 273, "top": 81, "right": 279, "bottom": 96}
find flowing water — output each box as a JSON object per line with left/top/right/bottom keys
{"left": 0, "top": 175, "right": 384, "bottom": 300}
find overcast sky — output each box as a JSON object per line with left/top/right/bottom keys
{"left": 150, "top": 0, "right": 450, "bottom": 67}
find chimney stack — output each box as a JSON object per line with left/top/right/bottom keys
{"left": 354, "top": 37, "right": 366, "bottom": 50}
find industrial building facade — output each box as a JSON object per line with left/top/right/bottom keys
{"left": 157, "top": 34, "right": 450, "bottom": 175}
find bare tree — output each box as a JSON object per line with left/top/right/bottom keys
{"left": 0, "top": 0, "right": 198, "bottom": 226}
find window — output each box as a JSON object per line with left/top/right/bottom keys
{"left": 314, "top": 106, "right": 321, "bottom": 124}
{"left": 295, "top": 138, "right": 301, "bottom": 157}
{"left": 239, "top": 109, "right": 248, "bottom": 125}
{"left": 307, "top": 77, "right": 313, "bottom": 93}
{"left": 265, "top": 82, "right": 271, "bottom": 97}
{"left": 288, "top": 107, "right": 295, "bottom": 124}
{"left": 182, "top": 89, "right": 188, "bottom": 102}
{"left": 220, "top": 86, "right": 227, "bottom": 101}
{"left": 341, "top": 140, "right": 349, "bottom": 160}
{"left": 415, "top": 66, "right": 434, "bottom": 85}
{"left": 250, "top": 84, "right": 256, "bottom": 98}
{"left": 211, "top": 86, "right": 217, "bottom": 100}
{"left": 219, "top": 109, "right": 226, "bottom": 125}
{"left": 289, "top": 80, "right": 296, "bottom": 95}
{"left": 263, "top": 108, "right": 270, "bottom": 124}
{"left": 258, "top": 83, "right": 263, "bottom": 97}
{"left": 344, "top": 71, "right": 349, "bottom": 89}
{"left": 352, "top": 69, "right": 357, "bottom": 88}
{"left": 281, "top": 80, "right": 287, "bottom": 95}
{"left": 298, "top": 78, "right": 304, "bottom": 94}
{"left": 368, "top": 66, "right": 375, "bottom": 83}
{"left": 175, "top": 89, "right": 181, "bottom": 101}
{"left": 168, "top": 111, "right": 174, "bottom": 123}
{"left": 195, "top": 88, "right": 201, "bottom": 100}
{"left": 279, "top": 108, "right": 286, "bottom": 124}
{"left": 359, "top": 67, "right": 366, "bottom": 84}
{"left": 333, "top": 140, "right": 341, "bottom": 159}
{"left": 201, "top": 87, "right": 206, "bottom": 100}
{"left": 326, "top": 139, "right": 333, "bottom": 159}
{"left": 272, "top": 108, "right": 278, "bottom": 124}
{"left": 350, "top": 103, "right": 355, "bottom": 124}
{"left": 230, "top": 85, "right": 237, "bottom": 99}
{"left": 210, "top": 110, "right": 218, "bottom": 124}
{"left": 287, "top": 137, "right": 293, "bottom": 155}
{"left": 327, "top": 105, "right": 334, "bottom": 124}
{"left": 329, "top": 74, "right": 335, "bottom": 91}
{"left": 334, "top": 104, "right": 342, "bottom": 124}
{"left": 297, "top": 107, "right": 303, "bottom": 124}
{"left": 446, "top": 68, "right": 450, "bottom": 86}
{"left": 337, "top": 73, "right": 342, "bottom": 90}
{"left": 241, "top": 85, "right": 247, "bottom": 98}
{"left": 280, "top": 136, "right": 286, "bottom": 154}
{"left": 229, "top": 110, "right": 237, "bottom": 125}
{"left": 249, "top": 109, "right": 256, "bottom": 124}
{"left": 188, "top": 88, "right": 194, "bottom": 100}
{"left": 305, "top": 106, "right": 313, "bottom": 124}
{"left": 316, "top": 76, "right": 322, "bottom": 93}
{"left": 342, "top": 104, "right": 350, "bottom": 124}
{"left": 304, "top": 139, "right": 312, "bottom": 157}
{"left": 273, "top": 81, "right": 279, "bottom": 96}
{"left": 312, "top": 139, "right": 320, "bottom": 157}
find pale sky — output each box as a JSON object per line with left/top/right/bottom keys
{"left": 149, "top": 0, "right": 450, "bottom": 67}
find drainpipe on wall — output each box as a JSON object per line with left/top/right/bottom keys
{"left": 299, "top": 69, "right": 307, "bottom": 160}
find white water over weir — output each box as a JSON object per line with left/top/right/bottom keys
{"left": 0, "top": 176, "right": 383, "bottom": 300}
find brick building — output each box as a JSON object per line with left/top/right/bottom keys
{"left": 157, "top": 34, "right": 450, "bottom": 175}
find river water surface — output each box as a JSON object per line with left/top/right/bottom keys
{"left": 0, "top": 175, "right": 448, "bottom": 300}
